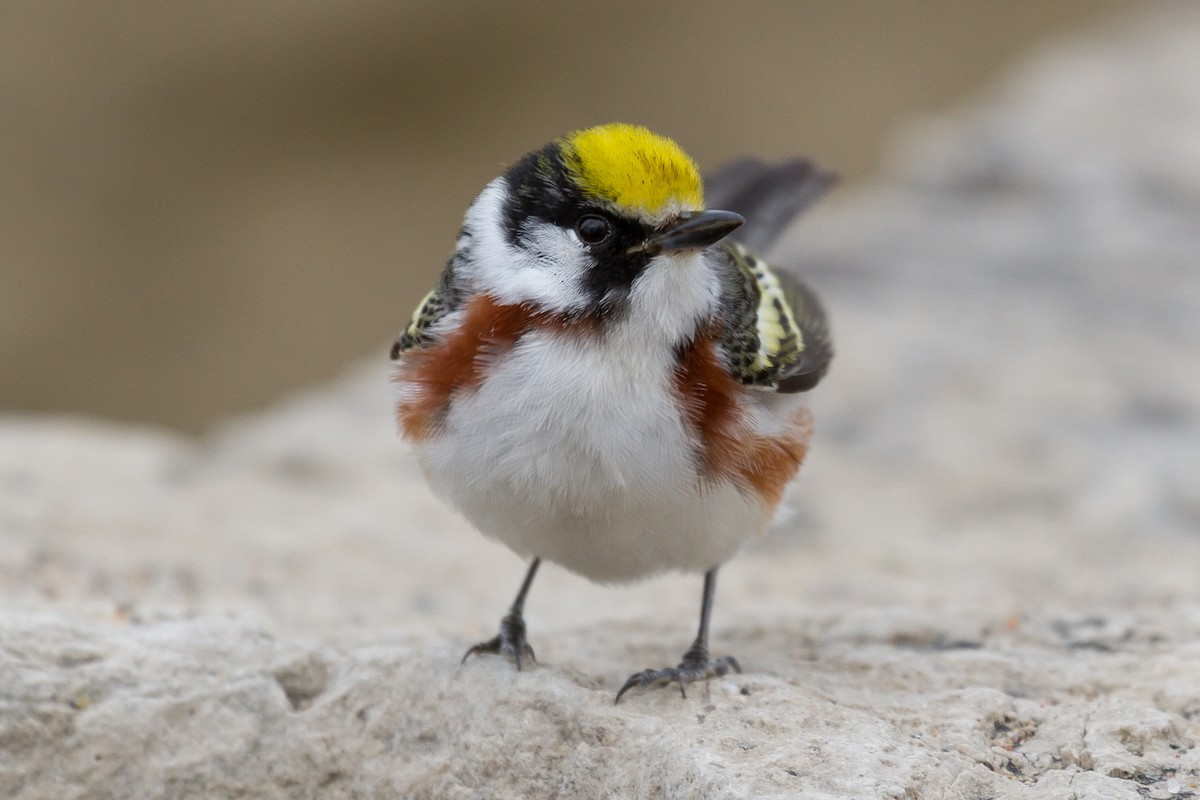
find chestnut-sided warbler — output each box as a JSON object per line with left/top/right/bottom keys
{"left": 391, "top": 124, "right": 833, "bottom": 702}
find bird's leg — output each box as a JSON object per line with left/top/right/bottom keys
{"left": 615, "top": 567, "right": 741, "bottom": 704}
{"left": 461, "top": 557, "right": 541, "bottom": 670}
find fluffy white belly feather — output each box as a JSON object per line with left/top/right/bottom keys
{"left": 412, "top": 327, "right": 774, "bottom": 583}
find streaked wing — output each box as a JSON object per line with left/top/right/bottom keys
{"left": 717, "top": 241, "right": 832, "bottom": 394}
{"left": 390, "top": 288, "right": 448, "bottom": 359}
{"left": 390, "top": 243, "right": 472, "bottom": 360}
{"left": 772, "top": 267, "right": 832, "bottom": 393}
{"left": 705, "top": 156, "right": 834, "bottom": 393}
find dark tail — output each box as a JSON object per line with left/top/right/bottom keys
{"left": 703, "top": 158, "right": 838, "bottom": 255}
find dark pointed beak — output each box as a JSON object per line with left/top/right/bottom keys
{"left": 645, "top": 209, "right": 745, "bottom": 255}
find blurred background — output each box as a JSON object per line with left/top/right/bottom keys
{"left": 1, "top": 1, "right": 1131, "bottom": 433}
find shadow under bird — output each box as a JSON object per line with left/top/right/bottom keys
{"left": 390, "top": 124, "right": 834, "bottom": 702}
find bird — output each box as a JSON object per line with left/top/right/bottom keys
{"left": 390, "top": 123, "right": 834, "bottom": 703}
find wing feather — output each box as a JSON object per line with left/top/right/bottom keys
{"left": 703, "top": 156, "right": 834, "bottom": 392}
{"left": 390, "top": 253, "right": 465, "bottom": 359}
{"left": 773, "top": 267, "right": 833, "bottom": 393}
{"left": 715, "top": 242, "right": 831, "bottom": 393}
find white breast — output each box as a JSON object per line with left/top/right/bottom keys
{"left": 409, "top": 256, "right": 783, "bottom": 583}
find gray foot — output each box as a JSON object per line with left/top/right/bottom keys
{"left": 461, "top": 611, "right": 536, "bottom": 671}
{"left": 615, "top": 643, "right": 741, "bottom": 704}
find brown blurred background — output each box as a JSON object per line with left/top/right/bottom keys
{"left": 0, "top": 1, "right": 1130, "bottom": 433}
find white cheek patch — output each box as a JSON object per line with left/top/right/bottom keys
{"left": 459, "top": 179, "right": 591, "bottom": 314}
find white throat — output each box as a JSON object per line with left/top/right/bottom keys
{"left": 622, "top": 251, "right": 721, "bottom": 346}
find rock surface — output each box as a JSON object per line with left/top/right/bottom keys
{"left": 3, "top": 6, "right": 1200, "bottom": 798}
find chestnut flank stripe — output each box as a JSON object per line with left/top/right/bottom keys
{"left": 674, "top": 332, "right": 811, "bottom": 508}
{"left": 393, "top": 295, "right": 591, "bottom": 440}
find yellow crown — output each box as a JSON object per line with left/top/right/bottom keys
{"left": 560, "top": 124, "right": 704, "bottom": 217}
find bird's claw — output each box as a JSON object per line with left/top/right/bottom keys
{"left": 614, "top": 651, "right": 741, "bottom": 704}
{"left": 461, "top": 611, "right": 536, "bottom": 671}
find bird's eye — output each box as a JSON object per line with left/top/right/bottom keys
{"left": 576, "top": 215, "right": 612, "bottom": 245}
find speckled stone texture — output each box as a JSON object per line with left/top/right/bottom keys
{"left": 3, "top": 5, "right": 1200, "bottom": 798}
